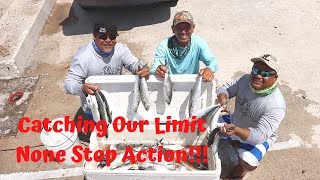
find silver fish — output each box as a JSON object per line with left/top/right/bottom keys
{"left": 209, "top": 106, "right": 224, "bottom": 132}
{"left": 193, "top": 104, "right": 221, "bottom": 119}
{"left": 161, "top": 60, "right": 173, "bottom": 105}
{"left": 180, "top": 161, "right": 199, "bottom": 171}
{"left": 188, "top": 75, "right": 202, "bottom": 117}
{"left": 207, "top": 127, "right": 220, "bottom": 150}
{"left": 139, "top": 76, "right": 151, "bottom": 111}
{"left": 98, "top": 90, "right": 112, "bottom": 124}
{"left": 132, "top": 76, "right": 140, "bottom": 113}
{"left": 207, "top": 127, "right": 221, "bottom": 170}
{"left": 94, "top": 91, "right": 107, "bottom": 122}
{"left": 202, "top": 105, "right": 222, "bottom": 131}
{"left": 109, "top": 152, "right": 134, "bottom": 170}
{"left": 163, "top": 72, "right": 173, "bottom": 105}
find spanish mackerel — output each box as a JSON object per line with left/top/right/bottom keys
{"left": 188, "top": 75, "right": 202, "bottom": 117}
{"left": 138, "top": 64, "right": 151, "bottom": 111}
{"left": 163, "top": 72, "right": 173, "bottom": 105}
{"left": 94, "top": 91, "right": 107, "bottom": 122}
{"left": 98, "top": 90, "right": 112, "bottom": 124}
{"left": 161, "top": 60, "right": 173, "bottom": 105}
{"left": 132, "top": 76, "right": 140, "bottom": 113}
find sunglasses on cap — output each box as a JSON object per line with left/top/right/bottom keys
{"left": 98, "top": 33, "right": 117, "bottom": 40}
{"left": 252, "top": 67, "right": 276, "bottom": 77}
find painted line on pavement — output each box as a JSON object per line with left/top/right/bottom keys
{"left": 269, "top": 138, "right": 302, "bottom": 151}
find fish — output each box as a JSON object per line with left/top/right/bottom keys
{"left": 98, "top": 90, "right": 112, "bottom": 124}
{"left": 180, "top": 161, "right": 199, "bottom": 171}
{"left": 209, "top": 106, "right": 224, "bottom": 132}
{"left": 207, "top": 127, "right": 221, "bottom": 170}
{"left": 188, "top": 75, "right": 202, "bottom": 117}
{"left": 161, "top": 60, "right": 173, "bottom": 105}
{"left": 94, "top": 91, "right": 107, "bottom": 122}
{"left": 207, "top": 127, "right": 220, "bottom": 148}
{"left": 109, "top": 153, "right": 134, "bottom": 170}
{"left": 202, "top": 105, "right": 223, "bottom": 133}
{"left": 163, "top": 72, "right": 173, "bottom": 105}
{"left": 138, "top": 72, "right": 151, "bottom": 111}
{"left": 193, "top": 104, "right": 221, "bottom": 119}
{"left": 132, "top": 76, "right": 140, "bottom": 113}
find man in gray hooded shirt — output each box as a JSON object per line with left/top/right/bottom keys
{"left": 64, "top": 23, "right": 149, "bottom": 118}
{"left": 217, "top": 54, "right": 286, "bottom": 179}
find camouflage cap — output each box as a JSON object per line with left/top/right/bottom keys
{"left": 251, "top": 54, "right": 279, "bottom": 74}
{"left": 172, "top": 11, "right": 194, "bottom": 26}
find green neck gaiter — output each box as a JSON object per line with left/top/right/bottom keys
{"left": 249, "top": 81, "right": 278, "bottom": 96}
{"left": 167, "top": 35, "right": 191, "bottom": 59}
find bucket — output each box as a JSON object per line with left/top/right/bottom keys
{"left": 40, "top": 118, "right": 81, "bottom": 166}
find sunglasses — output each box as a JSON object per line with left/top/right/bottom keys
{"left": 98, "top": 33, "right": 117, "bottom": 40}
{"left": 252, "top": 67, "right": 276, "bottom": 77}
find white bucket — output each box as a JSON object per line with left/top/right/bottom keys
{"left": 40, "top": 118, "right": 82, "bottom": 166}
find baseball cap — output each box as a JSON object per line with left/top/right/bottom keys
{"left": 251, "top": 54, "right": 279, "bottom": 74}
{"left": 93, "top": 23, "right": 118, "bottom": 35}
{"left": 172, "top": 11, "right": 194, "bottom": 26}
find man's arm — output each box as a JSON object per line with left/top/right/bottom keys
{"left": 197, "top": 37, "right": 218, "bottom": 73}
{"left": 64, "top": 58, "right": 86, "bottom": 96}
{"left": 217, "top": 75, "right": 246, "bottom": 101}
{"left": 120, "top": 44, "right": 150, "bottom": 79}
{"left": 220, "top": 108, "right": 285, "bottom": 145}
{"left": 64, "top": 57, "right": 99, "bottom": 95}
{"left": 219, "top": 124, "right": 250, "bottom": 140}
{"left": 120, "top": 44, "right": 141, "bottom": 75}
{"left": 247, "top": 108, "right": 286, "bottom": 144}
{"left": 151, "top": 42, "right": 167, "bottom": 75}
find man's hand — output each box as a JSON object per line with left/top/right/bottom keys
{"left": 199, "top": 67, "right": 214, "bottom": 82}
{"left": 155, "top": 65, "right": 168, "bottom": 78}
{"left": 137, "top": 66, "right": 150, "bottom": 80}
{"left": 219, "top": 123, "right": 237, "bottom": 136}
{"left": 217, "top": 93, "right": 229, "bottom": 112}
{"left": 219, "top": 123, "right": 250, "bottom": 140}
{"left": 218, "top": 93, "right": 228, "bottom": 106}
{"left": 81, "top": 84, "right": 99, "bottom": 95}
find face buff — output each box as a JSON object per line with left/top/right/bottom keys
{"left": 249, "top": 81, "right": 278, "bottom": 96}
{"left": 92, "top": 41, "right": 113, "bottom": 57}
{"left": 167, "top": 35, "right": 191, "bottom": 59}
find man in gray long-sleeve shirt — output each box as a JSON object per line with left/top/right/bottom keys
{"left": 64, "top": 23, "right": 149, "bottom": 117}
{"left": 217, "top": 54, "right": 286, "bottom": 179}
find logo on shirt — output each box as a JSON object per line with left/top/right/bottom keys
{"left": 103, "top": 66, "right": 120, "bottom": 75}
{"left": 238, "top": 97, "right": 255, "bottom": 121}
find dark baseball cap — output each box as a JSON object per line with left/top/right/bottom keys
{"left": 93, "top": 23, "right": 118, "bottom": 35}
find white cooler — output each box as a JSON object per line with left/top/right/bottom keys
{"left": 83, "top": 75, "right": 221, "bottom": 180}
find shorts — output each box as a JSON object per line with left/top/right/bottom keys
{"left": 218, "top": 114, "right": 270, "bottom": 167}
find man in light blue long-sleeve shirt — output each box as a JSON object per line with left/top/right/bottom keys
{"left": 150, "top": 11, "right": 218, "bottom": 81}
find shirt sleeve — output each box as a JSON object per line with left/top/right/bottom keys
{"left": 151, "top": 42, "right": 167, "bottom": 74}
{"left": 197, "top": 37, "right": 218, "bottom": 72}
{"left": 121, "top": 44, "right": 141, "bottom": 74}
{"left": 64, "top": 57, "right": 87, "bottom": 96}
{"left": 247, "top": 108, "right": 286, "bottom": 144}
{"left": 217, "top": 75, "right": 247, "bottom": 99}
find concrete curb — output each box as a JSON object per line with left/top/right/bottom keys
{"left": 0, "top": 0, "right": 56, "bottom": 79}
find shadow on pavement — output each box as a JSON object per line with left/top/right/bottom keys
{"left": 61, "top": 1, "right": 176, "bottom": 36}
